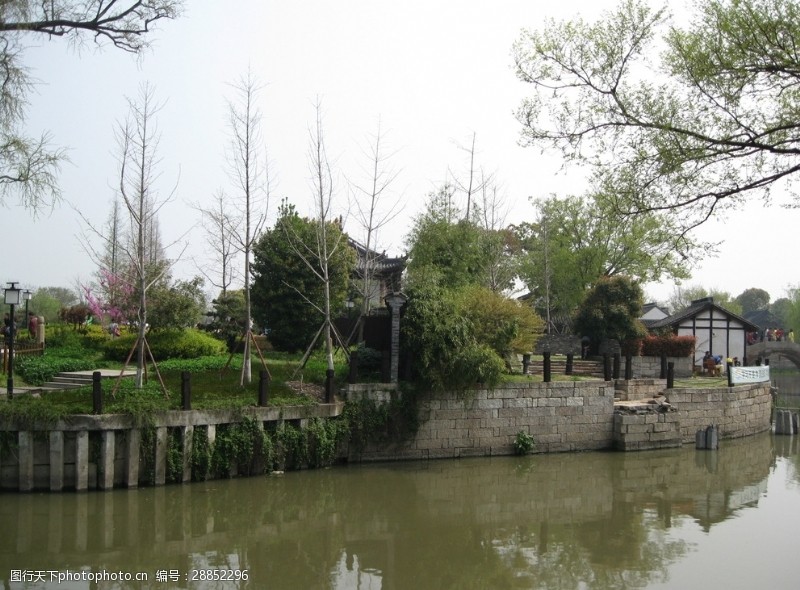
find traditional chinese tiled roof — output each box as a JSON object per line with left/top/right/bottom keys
{"left": 648, "top": 297, "right": 759, "bottom": 332}
{"left": 348, "top": 238, "right": 407, "bottom": 275}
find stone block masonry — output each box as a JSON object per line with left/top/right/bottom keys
{"left": 664, "top": 384, "right": 773, "bottom": 442}
{"left": 354, "top": 381, "right": 616, "bottom": 461}
{"left": 0, "top": 379, "right": 774, "bottom": 491}
{"left": 613, "top": 407, "right": 682, "bottom": 451}
{"left": 352, "top": 380, "right": 773, "bottom": 462}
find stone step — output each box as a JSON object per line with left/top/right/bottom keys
{"left": 39, "top": 370, "right": 136, "bottom": 393}
{"left": 52, "top": 375, "right": 95, "bottom": 385}
{"left": 526, "top": 359, "right": 604, "bottom": 376}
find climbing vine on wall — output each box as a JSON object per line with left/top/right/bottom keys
{"left": 191, "top": 427, "right": 211, "bottom": 481}
{"left": 211, "top": 418, "right": 273, "bottom": 478}
{"left": 342, "top": 392, "right": 419, "bottom": 453}
{"left": 166, "top": 428, "right": 184, "bottom": 484}
{"left": 139, "top": 427, "right": 157, "bottom": 487}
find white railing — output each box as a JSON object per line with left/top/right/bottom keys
{"left": 730, "top": 365, "right": 770, "bottom": 385}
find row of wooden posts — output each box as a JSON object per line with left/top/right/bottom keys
{"left": 88, "top": 368, "right": 338, "bottom": 415}
{"left": 520, "top": 351, "right": 732, "bottom": 388}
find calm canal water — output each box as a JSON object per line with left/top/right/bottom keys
{"left": 2, "top": 432, "right": 800, "bottom": 589}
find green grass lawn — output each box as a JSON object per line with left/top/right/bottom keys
{"left": 1, "top": 347, "right": 355, "bottom": 425}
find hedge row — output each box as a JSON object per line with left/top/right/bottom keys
{"left": 639, "top": 335, "right": 697, "bottom": 357}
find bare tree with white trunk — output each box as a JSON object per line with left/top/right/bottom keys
{"left": 114, "top": 82, "right": 182, "bottom": 389}
{"left": 348, "top": 120, "right": 402, "bottom": 340}
{"left": 193, "top": 190, "right": 241, "bottom": 297}
{"left": 224, "top": 71, "right": 270, "bottom": 384}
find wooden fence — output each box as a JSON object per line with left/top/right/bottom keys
{"left": 1, "top": 341, "right": 44, "bottom": 374}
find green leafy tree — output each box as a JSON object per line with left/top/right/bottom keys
{"left": 517, "top": 194, "right": 695, "bottom": 331}
{"left": 771, "top": 297, "right": 793, "bottom": 328}
{"left": 204, "top": 289, "right": 246, "bottom": 353}
{"left": 573, "top": 276, "right": 647, "bottom": 353}
{"left": 147, "top": 277, "right": 206, "bottom": 331}
{"left": 0, "top": 1, "right": 182, "bottom": 211}
{"left": 513, "top": 0, "right": 800, "bottom": 240}
{"left": 29, "top": 286, "right": 78, "bottom": 323}
{"left": 406, "top": 184, "right": 514, "bottom": 291}
{"left": 455, "top": 285, "right": 545, "bottom": 360}
{"left": 785, "top": 287, "right": 800, "bottom": 334}
{"left": 250, "top": 202, "right": 356, "bottom": 353}
{"left": 735, "top": 288, "right": 771, "bottom": 315}
{"left": 402, "top": 274, "right": 505, "bottom": 391}
{"left": 667, "top": 285, "right": 742, "bottom": 316}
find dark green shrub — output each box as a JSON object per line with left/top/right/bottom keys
{"left": 158, "top": 355, "right": 235, "bottom": 372}
{"left": 81, "top": 325, "right": 111, "bottom": 350}
{"left": 640, "top": 335, "right": 697, "bottom": 357}
{"left": 103, "top": 329, "right": 226, "bottom": 361}
{"left": 403, "top": 277, "right": 513, "bottom": 391}
{"left": 451, "top": 344, "right": 506, "bottom": 387}
{"left": 342, "top": 393, "right": 419, "bottom": 452}
{"left": 356, "top": 345, "right": 383, "bottom": 374}
{"left": 46, "top": 326, "right": 84, "bottom": 350}
{"left": 306, "top": 418, "right": 347, "bottom": 468}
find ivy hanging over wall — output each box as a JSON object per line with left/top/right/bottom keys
{"left": 342, "top": 391, "right": 419, "bottom": 454}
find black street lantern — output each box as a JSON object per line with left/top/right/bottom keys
{"left": 4, "top": 282, "right": 20, "bottom": 398}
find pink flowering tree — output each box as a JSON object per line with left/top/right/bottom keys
{"left": 83, "top": 269, "right": 135, "bottom": 326}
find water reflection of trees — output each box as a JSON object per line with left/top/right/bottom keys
{"left": 0, "top": 434, "right": 777, "bottom": 589}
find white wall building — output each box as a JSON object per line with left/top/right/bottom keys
{"left": 648, "top": 297, "right": 758, "bottom": 367}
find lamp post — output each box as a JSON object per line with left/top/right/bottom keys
{"left": 4, "top": 282, "right": 20, "bottom": 398}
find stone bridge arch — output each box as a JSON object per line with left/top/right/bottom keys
{"left": 747, "top": 342, "right": 800, "bottom": 369}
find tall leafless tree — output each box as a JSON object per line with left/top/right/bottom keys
{"left": 282, "top": 100, "right": 349, "bottom": 384}
{"left": 477, "top": 175, "right": 515, "bottom": 294}
{"left": 192, "top": 190, "right": 241, "bottom": 297}
{"left": 450, "top": 132, "right": 492, "bottom": 222}
{"left": 225, "top": 71, "right": 270, "bottom": 384}
{"left": 115, "top": 82, "right": 181, "bottom": 388}
{"left": 348, "top": 120, "right": 402, "bottom": 333}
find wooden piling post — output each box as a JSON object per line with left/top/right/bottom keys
{"left": 92, "top": 371, "right": 103, "bottom": 415}
{"left": 543, "top": 351, "right": 551, "bottom": 383}
{"left": 258, "top": 370, "right": 270, "bottom": 406}
{"left": 181, "top": 372, "right": 191, "bottom": 411}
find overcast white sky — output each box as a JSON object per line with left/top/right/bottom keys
{"left": 4, "top": 0, "right": 798, "bottom": 307}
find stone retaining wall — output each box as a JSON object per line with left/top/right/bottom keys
{"left": 614, "top": 378, "right": 666, "bottom": 401}
{"left": 630, "top": 356, "right": 693, "bottom": 378}
{"left": 613, "top": 408, "right": 682, "bottom": 451}
{"left": 350, "top": 380, "right": 773, "bottom": 461}
{"left": 350, "top": 381, "right": 616, "bottom": 461}
{"left": 664, "top": 384, "right": 773, "bottom": 442}
{"left": 0, "top": 380, "right": 774, "bottom": 492}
